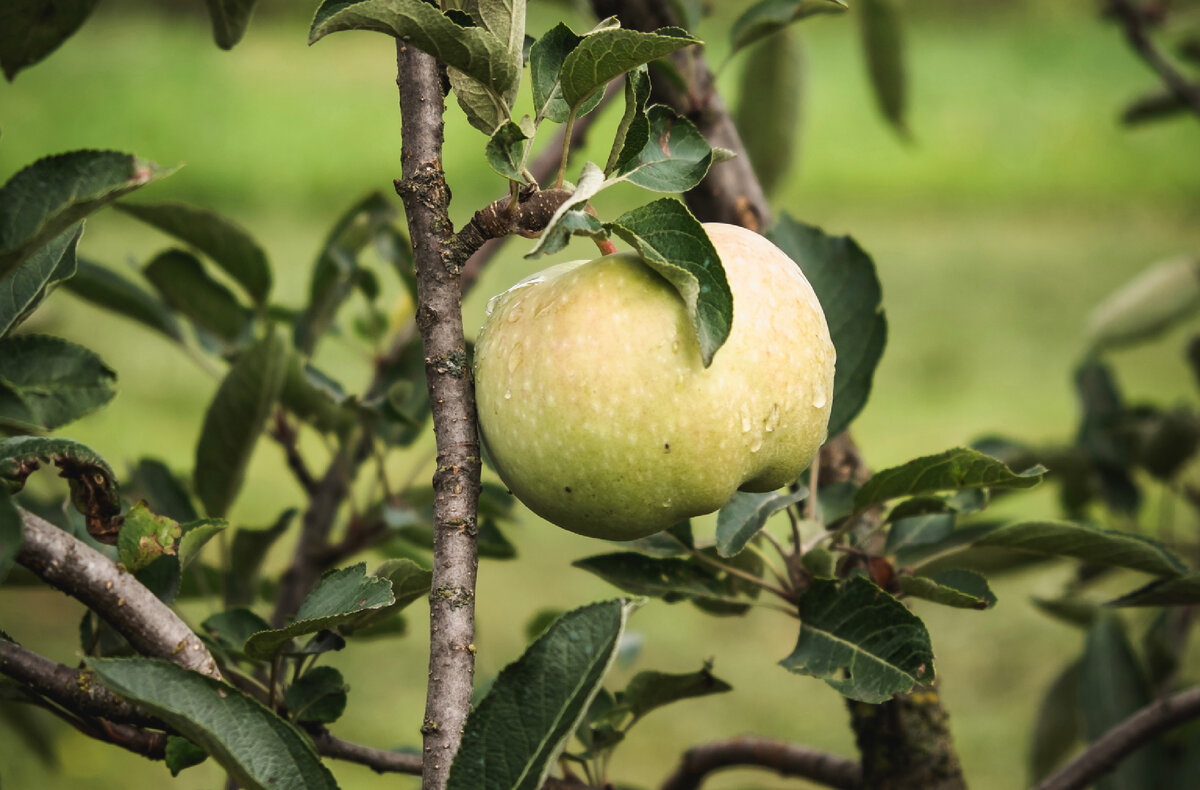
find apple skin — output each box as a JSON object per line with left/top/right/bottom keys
{"left": 474, "top": 222, "right": 836, "bottom": 541}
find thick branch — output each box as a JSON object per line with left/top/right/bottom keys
{"left": 660, "top": 736, "right": 862, "bottom": 790}
{"left": 0, "top": 639, "right": 162, "bottom": 727}
{"left": 1034, "top": 685, "right": 1200, "bottom": 790}
{"left": 16, "top": 510, "right": 220, "bottom": 678}
{"left": 394, "top": 41, "right": 480, "bottom": 790}
{"left": 1108, "top": 0, "right": 1200, "bottom": 119}
{"left": 312, "top": 730, "right": 423, "bottom": 775}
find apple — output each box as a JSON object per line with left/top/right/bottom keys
{"left": 474, "top": 222, "right": 836, "bottom": 541}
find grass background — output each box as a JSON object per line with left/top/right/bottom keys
{"left": 2, "top": 0, "right": 1199, "bottom": 788}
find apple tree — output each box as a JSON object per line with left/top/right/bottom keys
{"left": 0, "top": 2, "right": 1198, "bottom": 790}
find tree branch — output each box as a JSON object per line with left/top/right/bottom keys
{"left": 393, "top": 41, "right": 480, "bottom": 790}
{"left": 1108, "top": 0, "right": 1200, "bottom": 120}
{"left": 311, "top": 729, "right": 423, "bottom": 775}
{"left": 15, "top": 509, "right": 220, "bottom": 679}
{"left": 1034, "top": 685, "right": 1200, "bottom": 790}
{"left": 0, "top": 639, "right": 162, "bottom": 728}
{"left": 660, "top": 736, "right": 862, "bottom": 790}
{"left": 269, "top": 410, "right": 318, "bottom": 497}
{"left": 272, "top": 437, "right": 363, "bottom": 626}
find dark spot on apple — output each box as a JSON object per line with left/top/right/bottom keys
{"left": 564, "top": 486, "right": 572, "bottom": 493}
{"left": 664, "top": 442, "right": 670, "bottom": 452}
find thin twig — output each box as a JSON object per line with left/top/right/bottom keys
{"left": 1108, "top": 0, "right": 1200, "bottom": 119}
{"left": 269, "top": 411, "right": 319, "bottom": 496}
{"left": 1034, "top": 685, "right": 1200, "bottom": 790}
{"left": 312, "top": 730, "right": 423, "bottom": 775}
{"left": 16, "top": 509, "right": 220, "bottom": 678}
{"left": 668, "top": 534, "right": 794, "bottom": 603}
{"left": 660, "top": 736, "right": 862, "bottom": 790}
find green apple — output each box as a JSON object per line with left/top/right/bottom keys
{"left": 474, "top": 222, "right": 835, "bottom": 540}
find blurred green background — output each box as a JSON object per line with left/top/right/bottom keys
{"left": 2, "top": 0, "right": 1199, "bottom": 788}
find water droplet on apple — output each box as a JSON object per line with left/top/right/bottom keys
{"left": 749, "top": 435, "right": 763, "bottom": 453}
{"left": 764, "top": 403, "right": 780, "bottom": 433}
{"left": 661, "top": 499, "right": 672, "bottom": 508}
{"left": 507, "top": 347, "right": 523, "bottom": 373}
{"left": 812, "top": 388, "right": 827, "bottom": 409}
{"left": 740, "top": 414, "right": 752, "bottom": 433}
{"left": 503, "top": 389, "right": 512, "bottom": 400}
{"left": 506, "top": 300, "right": 524, "bottom": 322}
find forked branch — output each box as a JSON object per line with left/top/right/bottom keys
{"left": 661, "top": 736, "right": 862, "bottom": 790}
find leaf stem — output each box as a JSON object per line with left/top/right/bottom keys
{"left": 745, "top": 538, "right": 791, "bottom": 590}
{"left": 556, "top": 110, "right": 578, "bottom": 188}
{"left": 671, "top": 535, "right": 794, "bottom": 603}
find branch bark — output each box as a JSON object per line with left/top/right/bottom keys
{"left": 393, "top": 41, "right": 481, "bottom": 790}
{"left": 0, "top": 639, "right": 163, "bottom": 727}
{"left": 1034, "top": 685, "right": 1200, "bottom": 790}
{"left": 311, "top": 730, "right": 423, "bottom": 775}
{"left": 660, "top": 736, "right": 862, "bottom": 790}
{"left": 15, "top": 510, "right": 220, "bottom": 679}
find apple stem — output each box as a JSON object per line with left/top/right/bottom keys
{"left": 594, "top": 238, "right": 618, "bottom": 256}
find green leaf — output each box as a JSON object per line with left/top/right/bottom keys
{"left": 715, "top": 487, "right": 807, "bottom": 558}
{"left": 854, "top": 447, "right": 1044, "bottom": 513}
{"left": 284, "top": 666, "right": 348, "bottom": 724}
{"left": 445, "top": 0, "right": 525, "bottom": 132}
{"left": 559, "top": 26, "right": 698, "bottom": 112}
{"left": 63, "top": 259, "right": 184, "bottom": 343}
{"left": 1029, "top": 661, "right": 1082, "bottom": 783}
{"left": 309, "top": 0, "right": 517, "bottom": 99}
{"left": 0, "top": 0, "right": 100, "bottom": 80}
{"left": 609, "top": 105, "right": 715, "bottom": 192}
{"left": 179, "top": 519, "right": 227, "bottom": 569}
{"left": 858, "top": 0, "right": 908, "bottom": 136}
{"left": 194, "top": 331, "right": 288, "bottom": 518}
{"left": 620, "top": 665, "right": 732, "bottom": 723}
{"left": 447, "top": 599, "right": 636, "bottom": 790}
{"left": 165, "top": 735, "right": 209, "bottom": 776}
{"left": 0, "top": 490, "right": 21, "bottom": 584}
{"left": 1078, "top": 615, "right": 1164, "bottom": 790}
{"left": 370, "top": 333, "right": 431, "bottom": 446}
{"left": 780, "top": 576, "right": 934, "bottom": 702}
{"left": 735, "top": 27, "right": 803, "bottom": 197}
{"left": 485, "top": 118, "right": 533, "bottom": 183}
{"left": 87, "top": 658, "right": 339, "bottom": 790}
{"left": 885, "top": 513, "right": 955, "bottom": 555}
{"left": 572, "top": 553, "right": 743, "bottom": 606}
{"left": 0, "top": 224, "right": 81, "bottom": 339}
{"left": 896, "top": 569, "right": 996, "bottom": 610}
{"left": 127, "top": 458, "right": 199, "bottom": 523}
{"left": 525, "top": 161, "right": 607, "bottom": 259}
{"left": 243, "top": 563, "right": 395, "bottom": 659}
{"left": 529, "top": 22, "right": 607, "bottom": 124}
{"left": 295, "top": 192, "right": 396, "bottom": 355}
{"left": 340, "top": 559, "right": 431, "bottom": 636}
{"left": 0, "top": 334, "right": 116, "bottom": 432}
{"left": 607, "top": 199, "right": 732, "bottom": 368}
{"left": 605, "top": 66, "right": 651, "bottom": 175}
{"left": 1032, "top": 596, "right": 1099, "bottom": 629}
{"left": 281, "top": 354, "right": 355, "bottom": 435}
{"left": 117, "top": 202, "right": 270, "bottom": 306}
{"left": 117, "top": 502, "right": 181, "bottom": 574}
{"left": 227, "top": 509, "right": 295, "bottom": 606}
{"left": 730, "top": 0, "right": 846, "bottom": 55}
{"left": 0, "top": 151, "right": 173, "bottom": 280}
{"left": 1086, "top": 257, "right": 1200, "bottom": 353}
{"left": 203, "top": 0, "right": 258, "bottom": 49}
{"left": 1107, "top": 572, "right": 1200, "bottom": 607}
{"left": 202, "top": 607, "right": 271, "bottom": 655}
{"left": 767, "top": 214, "right": 886, "bottom": 437}
{"left": 144, "top": 249, "right": 252, "bottom": 349}
{"left": 973, "top": 521, "right": 1188, "bottom": 578}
